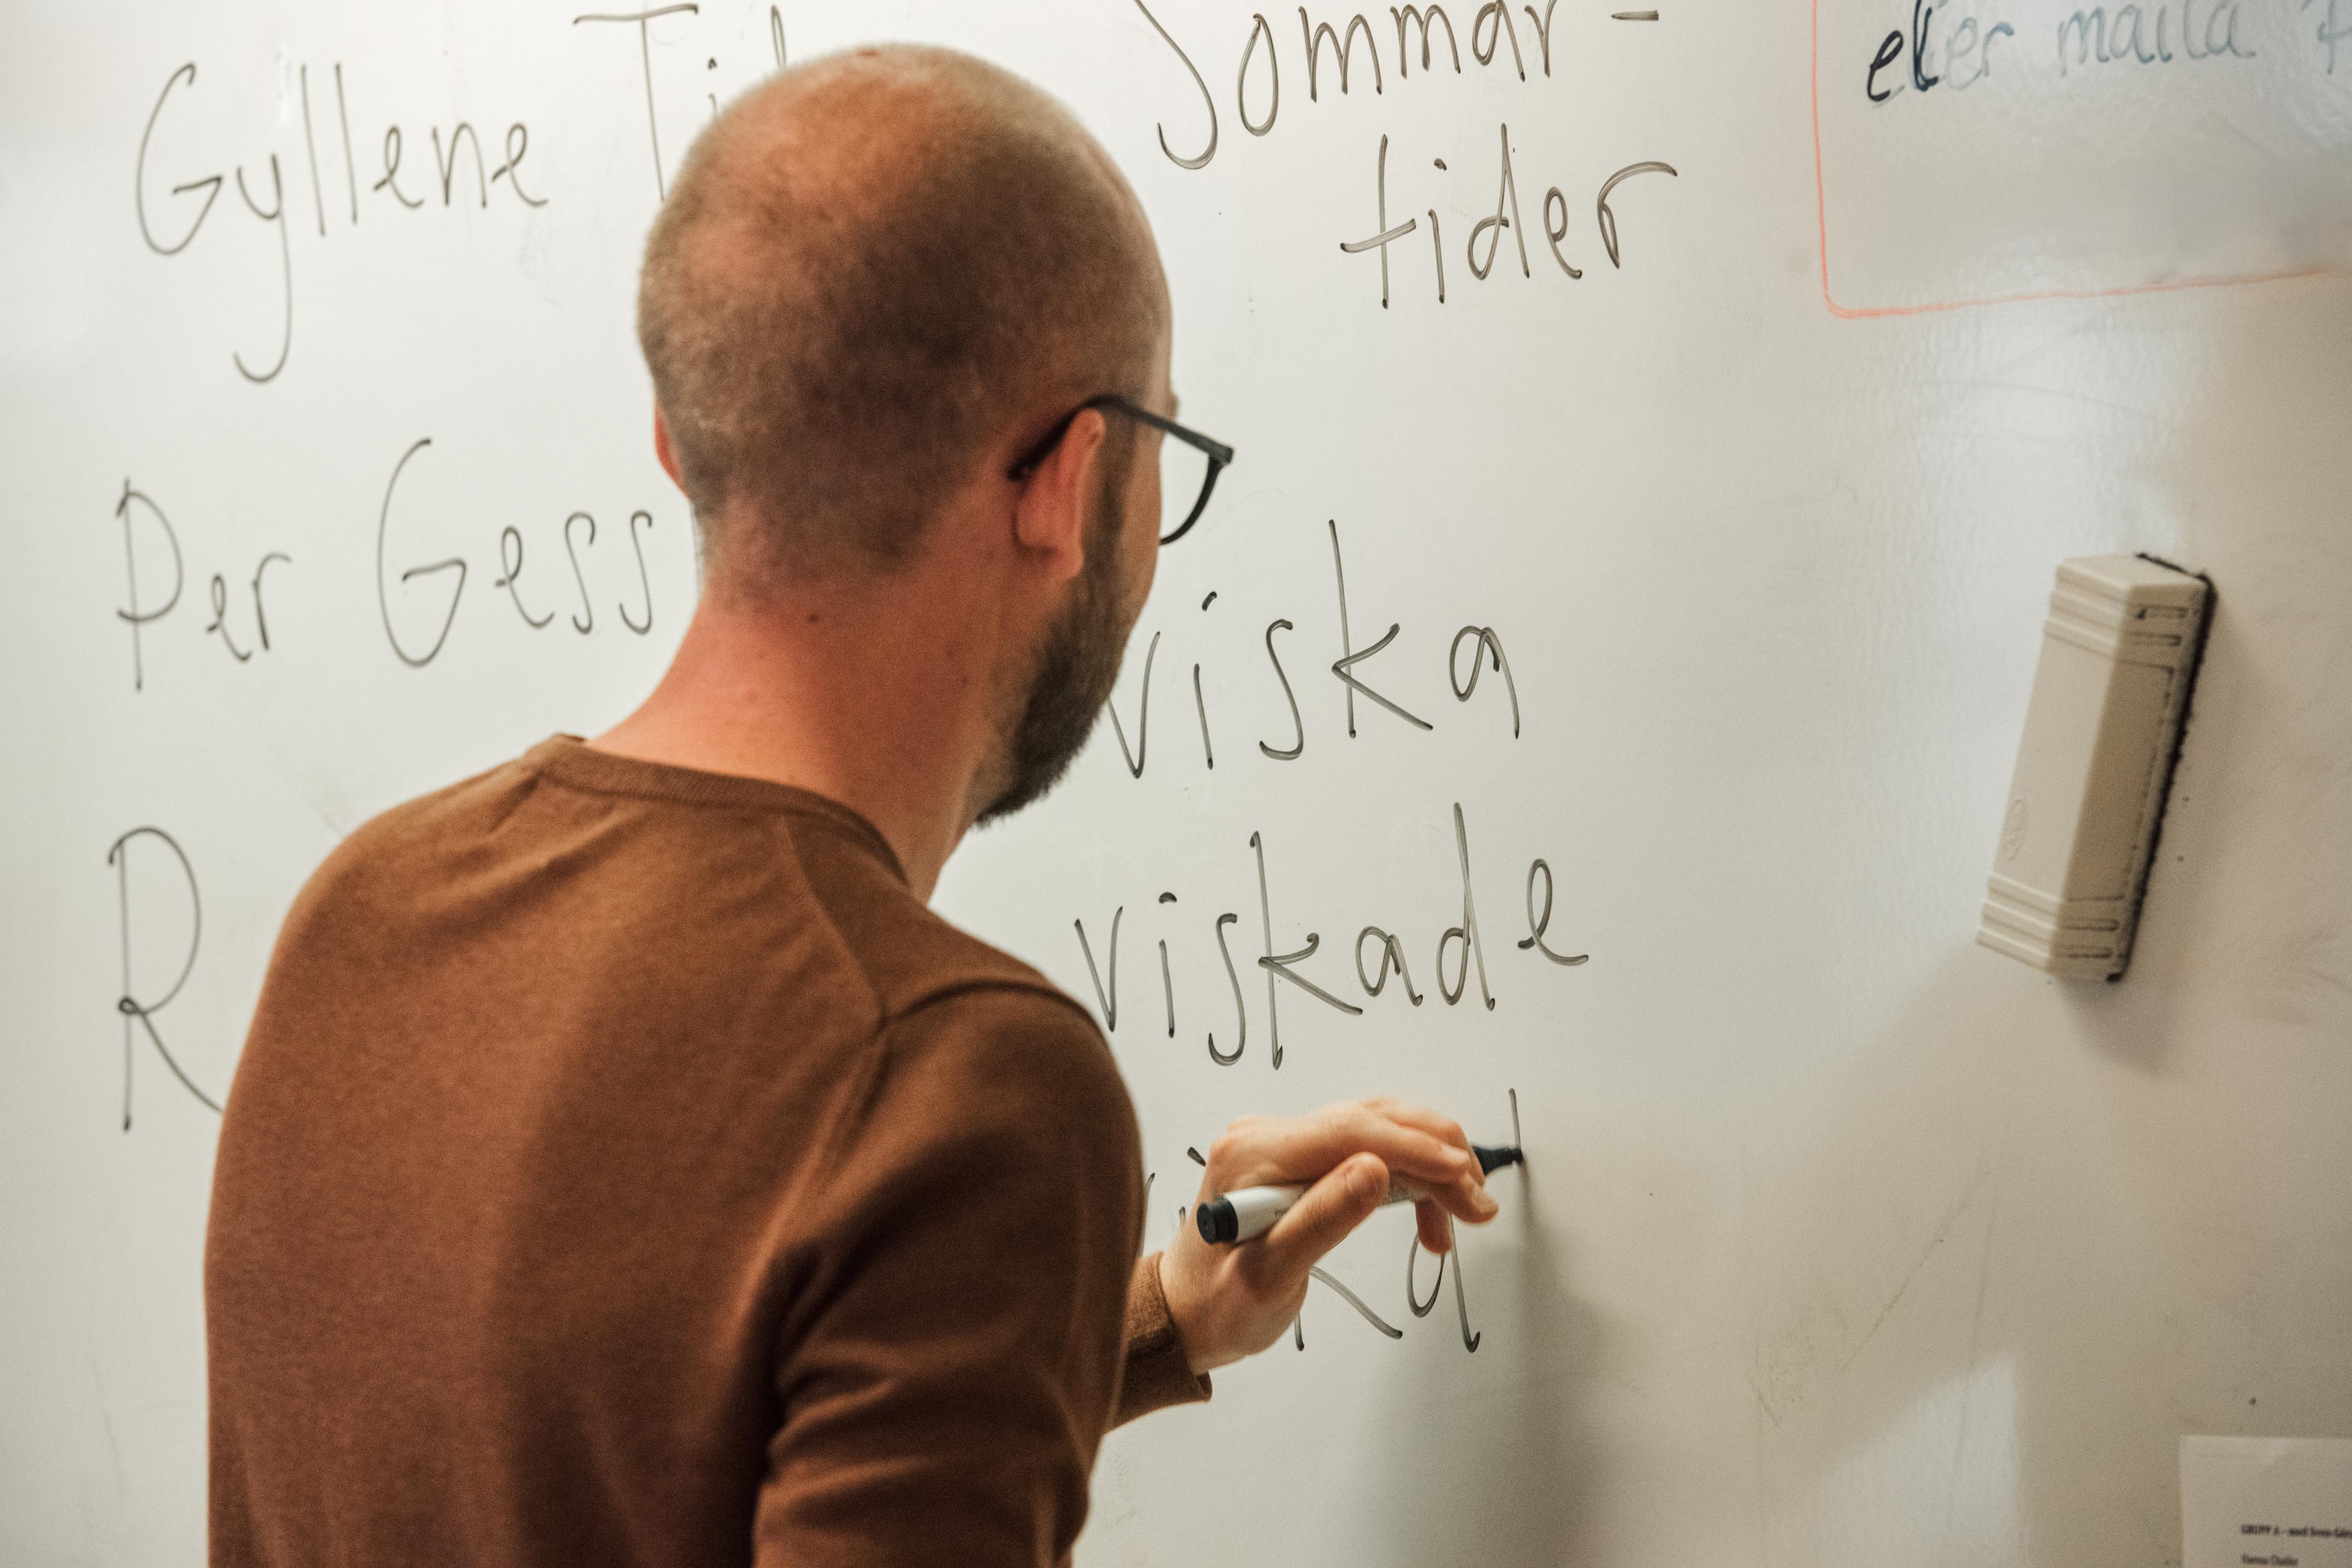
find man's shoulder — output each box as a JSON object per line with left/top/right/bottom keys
{"left": 858, "top": 964, "right": 1137, "bottom": 1196}
{"left": 269, "top": 739, "right": 1098, "bottom": 1044}
{"left": 804, "top": 858, "right": 1092, "bottom": 1038}
{"left": 276, "top": 755, "right": 528, "bottom": 938}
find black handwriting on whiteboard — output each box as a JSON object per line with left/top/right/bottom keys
{"left": 1307, "top": 1265, "right": 1404, "bottom": 1339}
{"left": 1449, "top": 625, "right": 1520, "bottom": 737}
{"left": 1080, "top": 809, "right": 1586, "bottom": 1062}
{"left": 1343, "top": 133, "right": 1680, "bottom": 302}
{"left": 1210, "top": 911, "right": 1246, "bottom": 1065}
{"left": 375, "top": 438, "right": 465, "bottom": 668}
{"left": 112, "top": 481, "right": 293, "bottom": 684}
{"left": 137, "top": 65, "right": 218, "bottom": 255}
{"left": 1519, "top": 858, "right": 1589, "bottom": 965}
{"left": 138, "top": 59, "right": 546, "bottom": 381}
{"left": 111, "top": 482, "right": 183, "bottom": 692}
{"left": 573, "top": 5, "right": 704, "bottom": 199}
{"left": 1406, "top": 1220, "right": 1482, "bottom": 1351}
{"left": 496, "top": 526, "right": 553, "bottom": 628}
{"left": 134, "top": 64, "right": 291, "bottom": 382}
{"left": 1436, "top": 802, "right": 1496, "bottom": 1009}
{"left": 1096, "top": 521, "right": 1523, "bottom": 779}
{"left": 1329, "top": 519, "right": 1432, "bottom": 735}
{"left": 620, "top": 510, "right": 657, "bottom": 635}
{"left": 1107, "top": 631, "right": 1161, "bottom": 778}
{"left": 106, "top": 827, "right": 221, "bottom": 1127}
{"left": 1254, "top": 828, "right": 1364, "bottom": 1069}
{"left": 1076, "top": 906, "right": 1123, "bottom": 1031}
{"left": 231, "top": 156, "right": 292, "bottom": 382}
{"left": 563, "top": 512, "right": 598, "bottom": 634}
{"left": 1139, "top": 2, "right": 1574, "bottom": 176}
{"left": 1259, "top": 618, "right": 1306, "bottom": 760}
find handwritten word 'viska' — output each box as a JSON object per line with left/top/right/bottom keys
{"left": 1075, "top": 805, "right": 1587, "bottom": 1071}
{"left": 136, "top": 61, "right": 546, "bottom": 383}
{"left": 1136, "top": 0, "right": 1576, "bottom": 168}
{"left": 1104, "top": 520, "right": 1518, "bottom": 785}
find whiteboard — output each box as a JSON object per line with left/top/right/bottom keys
{"left": 3, "top": 2, "right": 2348, "bottom": 1564}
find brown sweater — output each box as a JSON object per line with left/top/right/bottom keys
{"left": 206, "top": 736, "right": 1207, "bottom": 1567}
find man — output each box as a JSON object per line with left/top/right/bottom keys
{"left": 206, "top": 44, "right": 1497, "bottom": 1567}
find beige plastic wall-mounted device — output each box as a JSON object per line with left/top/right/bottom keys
{"left": 1978, "top": 555, "right": 2210, "bottom": 981}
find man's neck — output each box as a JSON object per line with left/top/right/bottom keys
{"left": 591, "top": 582, "right": 1001, "bottom": 902}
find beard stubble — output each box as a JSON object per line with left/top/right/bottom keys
{"left": 974, "top": 456, "right": 1138, "bottom": 827}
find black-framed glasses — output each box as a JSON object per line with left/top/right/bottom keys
{"left": 1006, "top": 394, "right": 1235, "bottom": 546}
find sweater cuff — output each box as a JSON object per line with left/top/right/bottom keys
{"left": 1113, "top": 1253, "right": 1212, "bottom": 1428}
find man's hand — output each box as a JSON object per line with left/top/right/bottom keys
{"left": 1156, "top": 1098, "right": 1500, "bottom": 1375}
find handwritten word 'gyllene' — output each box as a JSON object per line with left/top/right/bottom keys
{"left": 137, "top": 61, "right": 546, "bottom": 383}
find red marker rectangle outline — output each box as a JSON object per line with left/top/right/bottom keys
{"left": 1808, "top": 0, "right": 2340, "bottom": 319}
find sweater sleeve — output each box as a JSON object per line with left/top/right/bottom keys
{"left": 753, "top": 986, "right": 1144, "bottom": 1568}
{"left": 1114, "top": 1254, "right": 1212, "bottom": 1428}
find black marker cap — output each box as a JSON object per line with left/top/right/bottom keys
{"left": 1472, "top": 1144, "right": 1522, "bottom": 1175}
{"left": 1196, "top": 1197, "right": 1239, "bottom": 1245}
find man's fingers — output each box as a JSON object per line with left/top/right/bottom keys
{"left": 1198, "top": 1098, "right": 1501, "bottom": 1246}
{"left": 1210, "top": 1110, "right": 1472, "bottom": 1192}
{"left": 1331, "top": 1103, "right": 1491, "bottom": 1227}
{"left": 1362, "top": 1101, "right": 1491, "bottom": 1219}
{"left": 1332, "top": 1103, "right": 1497, "bottom": 1226}
{"left": 1415, "top": 1197, "right": 1453, "bottom": 1253}
{"left": 1257, "top": 1153, "right": 1389, "bottom": 1277}
{"left": 1365, "top": 1100, "right": 1474, "bottom": 1156}
{"left": 1427, "top": 1175, "right": 1500, "bottom": 1227}
{"left": 1330, "top": 1104, "right": 1473, "bottom": 1180}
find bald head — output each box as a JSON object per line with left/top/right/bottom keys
{"left": 638, "top": 45, "right": 1167, "bottom": 592}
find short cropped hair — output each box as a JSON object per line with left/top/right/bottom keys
{"left": 637, "top": 46, "right": 1163, "bottom": 587}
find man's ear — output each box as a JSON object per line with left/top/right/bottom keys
{"left": 1011, "top": 409, "right": 1105, "bottom": 587}
{"left": 653, "top": 407, "right": 685, "bottom": 492}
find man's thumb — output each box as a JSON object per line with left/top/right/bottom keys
{"left": 1260, "top": 1154, "right": 1388, "bottom": 1275}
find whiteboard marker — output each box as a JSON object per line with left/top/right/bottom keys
{"left": 1195, "top": 1144, "right": 1522, "bottom": 1245}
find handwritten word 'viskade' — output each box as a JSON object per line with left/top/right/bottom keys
{"left": 1074, "top": 804, "right": 1586, "bottom": 1070}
